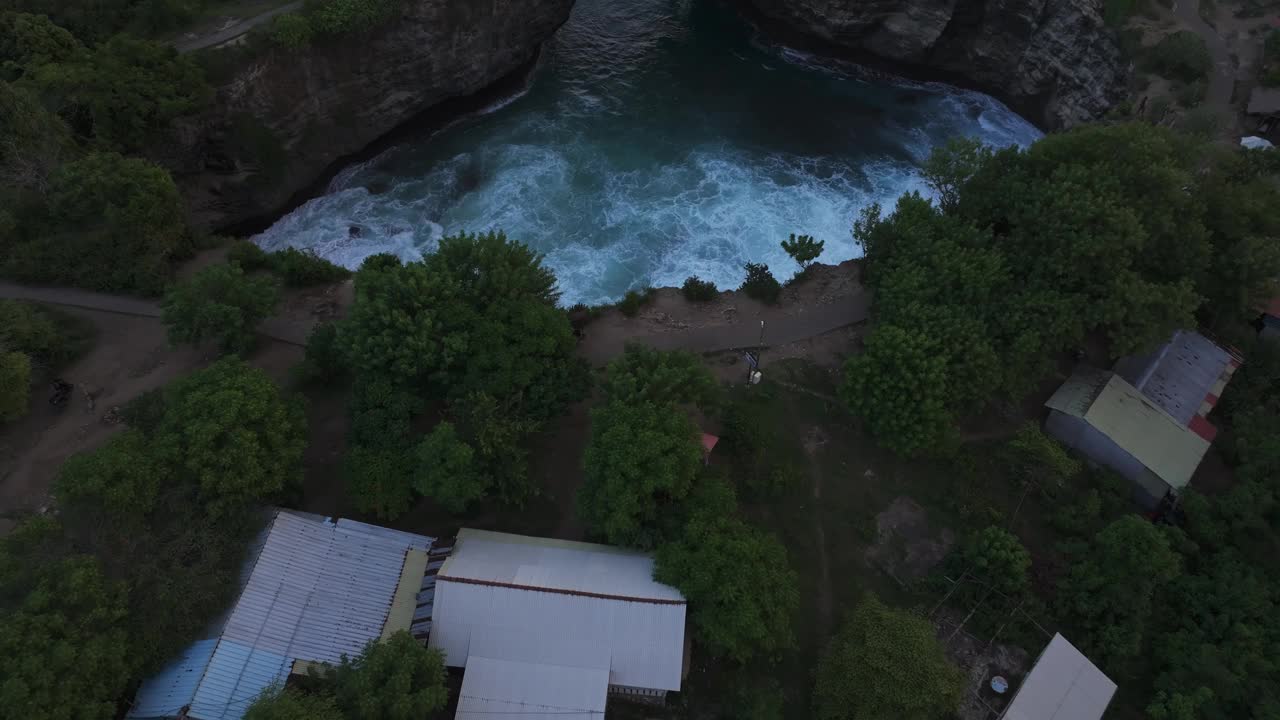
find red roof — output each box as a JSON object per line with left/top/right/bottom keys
{"left": 1189, "top": 414, "right": 1219, "bottom": 442}
{"left": 701, "top": 433, "right": 719, "bottom": 453}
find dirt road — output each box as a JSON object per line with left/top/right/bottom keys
{"left": 0, "top": 282, "right": 311, "bottom": 346}
{"left": 1171, "top": 0, "right": 1236, "bottom": 129}
{"left": 173, "top": 1, "right": 303, "bottom": 53}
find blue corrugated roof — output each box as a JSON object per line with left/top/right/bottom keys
{"left": 189, "top": 641, "right": 290, "bottom": 720}
{"left": 127, "top": 510, "right": 435, "bottom": 720}
{"left": 129, "top": 639, "right": 219, "bottom": 718}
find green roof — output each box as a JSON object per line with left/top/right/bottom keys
{"left": 1046, "top": 368, "right": 1209, "bottom": 489}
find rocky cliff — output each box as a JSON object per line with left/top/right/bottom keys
{"left": 168, "top": 0, "right": 575, "bottom": 231}
{"left": 732, "top": 0, "right": 1127, "bottom": 129}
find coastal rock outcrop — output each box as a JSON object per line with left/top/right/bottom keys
{"left": 733, "top": 0, "right": 1127, "bottom": 129}
{"left": 167, "top": 0, "right": 575, "bottom": 230}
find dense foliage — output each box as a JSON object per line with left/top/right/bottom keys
{"left": 162, "top": 262, "right": 281, "bottom": 353}
{"left": 229, "top": 242, "right": 353, "bottom": 287}
{"left": 0, "top": 300, "right": 94, "bottom": 422}
{"left": 579, "top": 345, "right": 714, "bottom": 547}
{"left": 0, "top": 350, "right": 29, "bottom": 420}
{"left": 335, "top": 234, "right": 588, "bottom": 517}
{"left": 0, "top": 360, "right": 304, "bottom": 716}
{"left": 813, "top": 594, "right": 963, "bottom": 720}
{"left": 244, "top": 687, "right": 343, "bottom": 720}
{"left": 847, "top": 124, "right": 1280, "bottom": 454}
{"left": 412, "top": 421, "right": 483, "bottom": 514}
{"left": 328, "top": 632, "right": 449, "bottom": 720}
{"left": 1144, "top": 31, "right": 1212, "bottom": 84}
{"left": 960, "top": 526, "right": 1031, "bottom": 595}
{"left": 5, "top": 151, "right": 188, "bottom": 294}
{"left": 654, "top": 510, "right": 798, "bottom": 662}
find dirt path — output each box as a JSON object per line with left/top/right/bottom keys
{"left": 803, "top": 426, "right": 835, "bottom": 638}
{"left": 578, "top": 261, "right": 870, "bottom": 365}
{"left": 173, "top": 1, "right": 303, "bottom": 53}
{"left": 1170, "top": 0, "right": 1236, "bottom": 129}
{"left": 0, "top": 282, "right": 312, "bottom": 346}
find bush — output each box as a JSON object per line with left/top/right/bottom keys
{"left": 270, "top": 247, "right": 351, "bottom": 286}
{"left": 1144, "top": 31, "right": 1212, "bottom": 83}
{"left": 305, "top": 0, "right": 400, "bottom": 36}
{"left": 227, "top": 240, "right": 271, "bottom": 271}
{"left": 328, "top": 631, "right": 449, "bottom": 720}
{"left": 1175, "top": 79, "right": 1207, "bottom": 107}
{"left": 268, "top": 13, "right": 314, "bottom": 49}
{"left": 681, "top": 275, "right": 718, "bottom": 302}
{"left": 0, "top": 351, "right": 31, "bottom": 421}
{"left": 161, "top": 263, "right": 281, "bottom": 354}
{"left": 740, "top": 262, "right": 781, "bottom": 304}
{"left": 0, "top": 299, "right": 93, "bottom": 371}
{"left": 297, "top": 322, "right": 344, "bottom": 383}
{"left": 6, "top": 152, "right": 187, "bottom": 295}
{"left": 618, "top": 287, "right": 655, "bottom": 317}
{"left": 1178, "top": 107, "right": 1220, "bottom": 140}
{"left": 413, "top": 422, "right": 484, "bottom": 514}
{"left": 120, "top": 387, "right": 166, "bottom": 433}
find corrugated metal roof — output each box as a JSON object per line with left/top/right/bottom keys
{"left": 128, "top": 511, "right": 434, "bottom": 720}
{"left": 188, "top": 641, "right": 289, "bottom": 720}
{"left": 382, "top": 548, "right": 430, "bottom": 638}
{"left": 1115, "top": 330, "right": 1233, "bottom": 425}
{"left": 455, "top": 656, "right": 608, "bottom": 720}
{"left": 128, "top": 639, "right": 219, "bottom": 718}
{"left": 430, "top": 529, "right": 687, "bottom": 692}
{"left": 1046, "top": 371, "right": 1209, "bottom": 489}
{"left": 1001, "top": 634, "right": 1116, "bottom": 720}
{"left": 438, "top": 529, "right": 685, "bottom": 602}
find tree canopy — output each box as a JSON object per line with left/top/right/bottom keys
{"left": 328, "top": 632, "right": 449, "bottom": 720}
{"left": 162, "top": 262, "right": 280, "bottom": 354}
{"left": 813, "top": 594, "right": 963, "bottom": 720}
{"left": 244, "top": 686, "right": 343, "bottom": 720}
{"left": 654, "top": 512, "right": 798, "bottom": 662}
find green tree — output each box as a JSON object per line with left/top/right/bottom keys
{"left": 780, "top": 233, "right": 824, "bottom": 269}
{"left": 579, "top": 399, "right": 702, "bottom": 548}
{"left": 7, "top": 152, "right": 187, "bottom": 294}
{"left": 655, "top": 515, "right": 798, "bottom": 662}
{"left": 813, "top": 594, "right": 963, "bottom": 720}
{"left": 0, "top": 350, "right": 30, "bottom": 421}
{"left": 0, "top": 12, "right": 83, "bottom": 80}
{"left": 1057, "top": 515, "right": 1181, "bottom": 668}
{"left": 961, "top": 526, "right": 1031, "bottom": 595}
{"left": 413, "top": 422, "right": 483, "bottom": 514}
{"left": 26, "top": 34, "right": 211, "bottom": 153}
{"left": 154, "top": 357, "right": 307, "bottom": 515}
{"left": 162, "top": 263, "right": 280, "bottom": 354}
{"left": 54, "top": 429, "right": 162, "bottom": 522}
{"left": 343, "top": 377, "right": 420, "bottom": 519}
{"left": 740, "top": 262, "right": 781, "bottom": 304}
{"left": 244, "top": 686, "right": 343, "bottom": 720}
{"left": 840, "top": 325, "right": 954, "bottom": 456}
{"left": 1000, "top": 423, "right": 1082, "bottom": 489}
{"left": 329, "top": 631, "right": 449, "bottom": 720}
{"left": 0, "top": 538, "right": 133, "bottom": 720}
{"left": 452, "top": 391, "right": 539, "bottom": 506}
{"left": 0, "top": 79, "right": 73, "bottom": 194}
{"left": 601, "top": 344, "right": 719, "bottom": 409}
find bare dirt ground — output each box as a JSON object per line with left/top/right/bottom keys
{"left": 0, "top": 306, "right": 303, "bottom": 524}
{"left": 933, "top": 608, "right": 1035, "bottom": 720}
{"left": 864, "top": 496, "right": 956, "bottom": 587}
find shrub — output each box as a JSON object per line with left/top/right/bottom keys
{"left": 305, "top": 0, "right": 401, "bottom": 36}
{"left": 0, "top": 299, "right": 93, "bottom": 371}
{"left": 161, "top": 263, "right": 281, "bottom": 354}
{"left": 681, "top": 275, "right": 718, "bottom": 302}
{"left": 227, "top": 241, "right": 271, "bottom": 271}
{"left": 1144, "top": 31, "right": 1212, "bottom": 83}
{"left": 120, "top": 387, "right": 166, "bottom": 433}
{"left": 740, "top": 262, "right": 781, "bottom": 304}
{"left": 270, "top": 247, "right": 351, "bottom": 286}
{"left": 618, "top": 287, "right": 655, "bottom": 317}
{"left": 328, "top": 632, "right": 448, "bottom": 720}
{"left": 1178, "top": 106, "right": 1220, "bottom": 140}
{"left": 301, "top": 322, "right": 344, "bottom": 381}
{"left": 269, "top": 13, "right": 314, "bottom": 49}
{"left": 413, "top": 422, "right": 484, "bottom": 514}
{"left": 1175, "top": 79, "right": 1207, "bottom": 107}
{"left": 0, "top": 350, "right": 31, "bottom": 421}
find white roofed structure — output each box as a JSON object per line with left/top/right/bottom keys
{"left": 1000, "top": 634, "right": 1116, "bottom": 720}
{"left": 430, "top": 529, "right": 688, "bottom": 719}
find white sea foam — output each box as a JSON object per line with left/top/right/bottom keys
{"left": 252, "top": 0, "right": 1043, "bottom": 307}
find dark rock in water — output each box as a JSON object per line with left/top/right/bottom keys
{"left": 728, "top": 0, "right": 1126, "bottom": 130}
{"left": 164, "top": 0, "right": 575, "bottom": 231}
{"left": 349, "top": 225, "right": 362, "bottom": 238}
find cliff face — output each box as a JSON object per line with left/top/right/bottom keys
{"left": 168, "top": 0, "right": 575, "bottom": 231}
{"left": 733, "top": 0, "right": 1127, "bottom": 129}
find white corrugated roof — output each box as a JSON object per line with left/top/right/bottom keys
{"left": 438, "top": 528, "right": 685, "bottom": 601}
{"left": 430, "top": 529, "right": 687, "bottom": 693}
{"left": 1001, "top": 634, "right": 1116, "bottom": 720}
{"left": 129, "top": 510, "right": 434, "bottom": 720}
{"left": 456, "top": 656, "right": 608, "bottom": 720}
